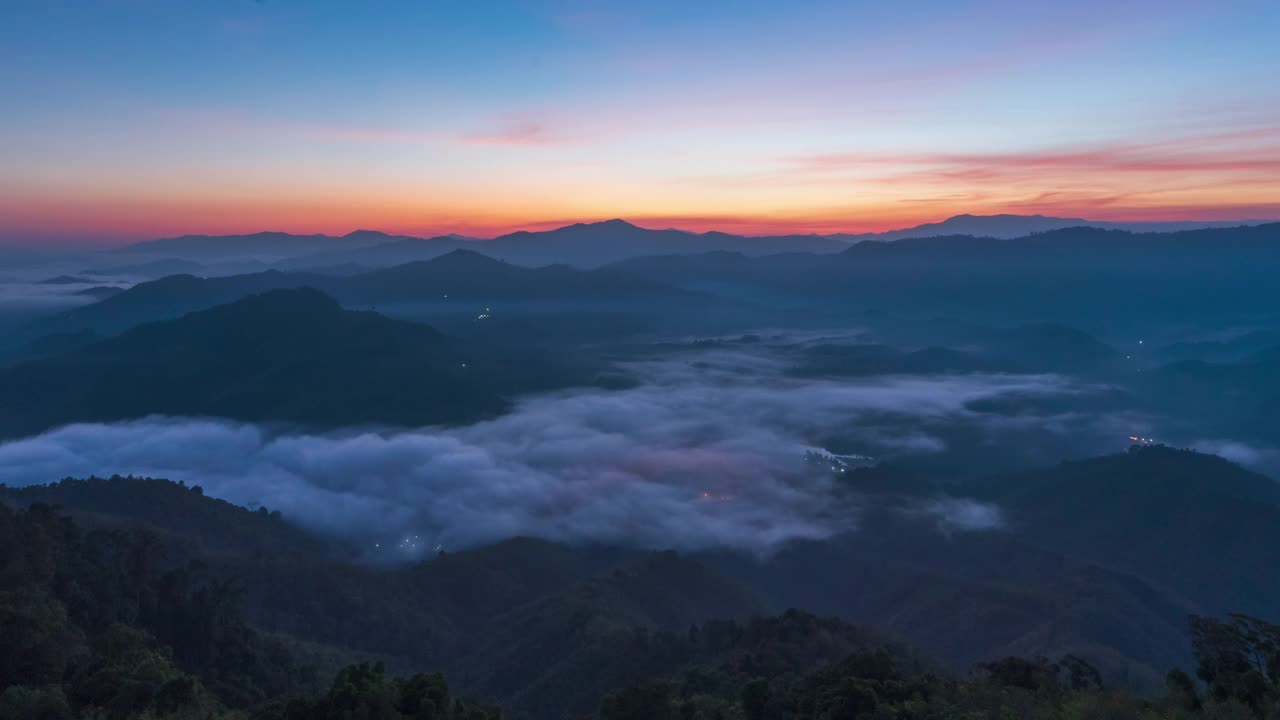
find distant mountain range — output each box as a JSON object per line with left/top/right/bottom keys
{"left": 30, "top": 222, "right": 1280, "bottom": 347}
{"left": 605, "top": 222, "right": 1280, "bottom": 333}
{"left": 105, "top": 220, "right": 846, "bottom": 269}
{"left": 829, "top": 213, "right": 1265, "bottom": 242}
{"left": 96, "top": 215, "right": 1276, "bottom": 272}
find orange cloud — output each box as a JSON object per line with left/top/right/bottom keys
{"left": 779, "top": 126, "right": 1280, "bottom": 179}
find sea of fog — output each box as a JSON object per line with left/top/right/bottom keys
{"left": 0, "top": 346, "right": 1171, "bottom": 558}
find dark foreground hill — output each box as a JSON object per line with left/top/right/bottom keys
{"left": 970, "top": 445, "right": 1280, "bottom": 619}
{"left": 0, "top": 288, "right": 568, "bottom": 438}
{"left": 9, "top": 444, "right": 1279, "bottom": 706}
{"left": 3, "top": 475, "right": 1279, "bottom": 719}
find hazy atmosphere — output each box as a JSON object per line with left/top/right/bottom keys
{"left": 2, "top": 3, "right": 1279, "bottom": 720}
{"left": 4, "top": 1, "right": 1279, "bottom": 242}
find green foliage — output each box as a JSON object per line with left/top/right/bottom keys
{"left": 0, "top": 685, "right": 73, "bottom": 720}
{"left": 0, "top": 503, "right": 302, "bottom": 718}
{"left": 597, "top": 617, "right": 1280, "bottom": 720}
{"left": 261, "top": 662, "right": 500, "bottom": 720}
{"left": 1190, "top": 614, "right": 1280, "bottom": 715}
{"left": 5, "top": 489, "right": 1280, "bottom": 720}
{"left": 600, "top": 682, "right": 678, "bottom": 720}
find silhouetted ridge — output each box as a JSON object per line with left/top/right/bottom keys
{"left": 0, "top": 288, "right": 514, "bottom": 436}
{"left": 419, "top": 247, "right": 513, "bottom": 271}
{"left": 38, "top": 274, "right": 92, "bottom": 285}
{"left": 209, "top": 285, "right": 341, "bottom": 316}
{"left": 969, "top": 445, "right": 1280, "bottom": 618}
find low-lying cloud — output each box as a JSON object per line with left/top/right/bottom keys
{"left": 0, "top": 350, "right": 1104, "bottom": 556}
{"left": 1191, "top": 439, "right": 1280, "bottom": 478}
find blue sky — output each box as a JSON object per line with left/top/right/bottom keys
{"left": 2, "top": 0, "right": 1278, "bottom": 242}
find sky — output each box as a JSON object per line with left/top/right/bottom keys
{"left": 1, "top": 0, "right": 1278, "bottom": 244}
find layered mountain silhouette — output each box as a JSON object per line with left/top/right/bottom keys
{"left": 112, "top": 229, "right": 394, "bottom": 261}
{"left": 830, "top": 213, "right": 1262, "bottom": 242}
{"left": 969, "top": 446, "right": 1280, "bottom": 620}
{"left": 33, "top": 222, "right": 1280, "bottom": 354}
{"left": 30, "top": 249, "right": 699, "bottom": 339}
{"left": 276, "top": 233, "right": 469, "bottom": 271}
{"left": 1136, "top": 345, "right": 1280, "bottom": 445}
{"left": 0, "top": 288, "right": 517, "bottom": 437}
{"left": 606, "top": 223, "right": 1280, "bottom": 333}
{"left": 96, "top": 215, "right": 1275, "bottom": 273}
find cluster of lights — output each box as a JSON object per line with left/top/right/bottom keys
{"left": 373, "top": 534, "right": 443, "bottom": 554}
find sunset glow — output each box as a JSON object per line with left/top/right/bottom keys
{"left": 3, "top": 0, "right": 1278, "bottom": 244}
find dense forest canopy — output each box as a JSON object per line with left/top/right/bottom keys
{"left": 2, "top": 484, "right": 1279, "bottom": 719}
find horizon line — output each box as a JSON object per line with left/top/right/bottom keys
{"left": 6, "top": 213, "right": 1279, "bottom": 250}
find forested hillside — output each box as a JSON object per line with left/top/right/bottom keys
{"left": 3, "top": 483, "right": 1279, "bottom": 719}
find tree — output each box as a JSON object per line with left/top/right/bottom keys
{"left": 600, "top": 682, "right": 677, "bottom": 720}
{"left": 740, "top": 678, "right": 769, "bottom": 720}
{"left": 1190, "top": 613, "right": 1280, "bottom": 713}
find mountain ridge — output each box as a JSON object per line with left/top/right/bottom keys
{"left": 100, "top": 214, "right": 1277, "bottom": 271}
{"left": 0, "top": 288, "right": 525, "bottom": 436}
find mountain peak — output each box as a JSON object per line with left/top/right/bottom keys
{"left": 213, "top": 286, "right": 343, "bottom": 318}
{"left": 419, "top": 248, "right": 510, "bottom": 270}
{"left": 562, "top": 218, "right": 639, "bottom": 231}
{"left": 343, "top": 229, "right": 391, "bottom": 239}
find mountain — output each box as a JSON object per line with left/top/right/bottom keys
{"left": 603, "top": 223, "right": 1280, "bottom": 334}
{"left": 1, "top": 474, "right": 332, "bottom": 560}
{"left": 30, "top": 269, "right": 325, "bottom": 337}
{"left": 836, "top": 223, "right": 1280, "bottom": 264}
{"left": 787, "top": 343, "right": 1005, "bottom": 377}
{"left": 338, "top": 248, "right": 692, "bottom": 304}
{"left": 702, "top": 447, "right": 1280, "bottom": 688}
{"left": 275, "top": 234, "right": 470, "bottom": 271}
{"left": 971, "top": 446, "right": 1280, "bottom": 619}
{"left": 5, "top": 492, "right": 1271, "bottom": 718}
{"left": 0, "top": 288, "right": 514, "bottom": 437}
{"left": 82, "top": 256, "right": 272, "bottom": 279}
{"left": 6, "top": 462, "right": 1277, "bottom": 717}
{"left": 605, "top": 222, "right": 1280, "bottom": 272}
{"left": 973, "top": 322, "right": 1127, "bottom": 375}
{"left": 105, "top": 216, "right": 1276, "bottom": 272}
{"left": 71, "top": 284, "right": 125, "bottom": 300}
{"left": 479, "top": 219, "right": 845, "bottom": 267}
{"left": 785, "top": 324, "right": 1123, "bottom": 378}
{"left": 712, "top": 515, "right": 1194, "bottom": 690}
{"left": 831, "top": 213, "right": 1272, "bottom": 242}
{"left": 37, "top": 274, "right": 92, "bottom": 285}
{"left": 454, "top": 551, "right": 768, "bottom": 717}
{"left": 1136, "top": 346, "right": 1280, "bottom": 445}
{"left": 0, "top": 470, "right": 1210, "bottom": 714}
{"left": 1, "top": 491, "right": 950, "bottom": 720}
{"left": 27, "top": 250, "right": 703, "bottom": 341}
{"left": 109, "top": 230, "right": 391, "bottom": 262}
{"left": 109, "top": 220, "right": 847, "bottom": 270}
